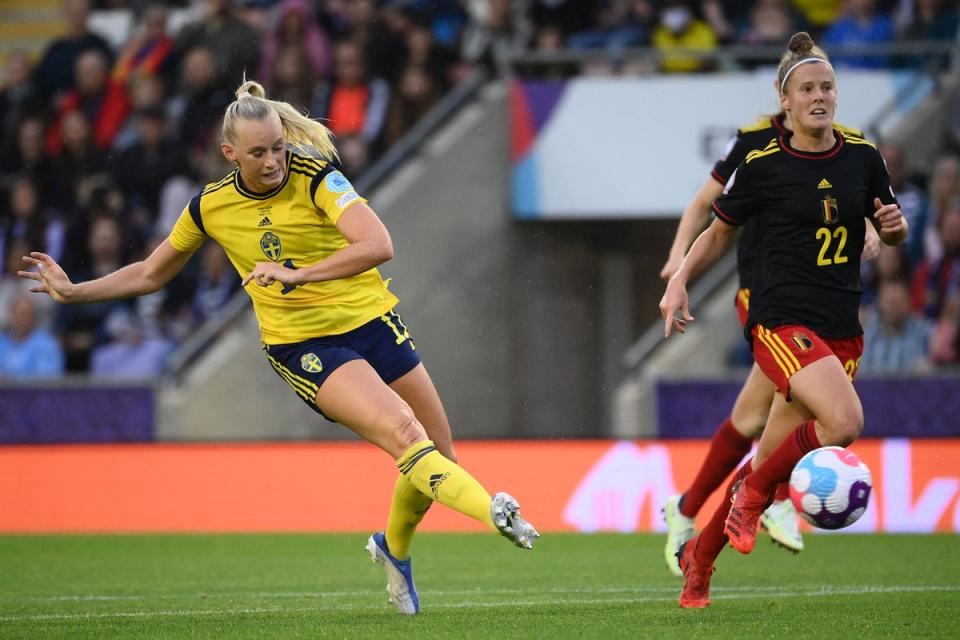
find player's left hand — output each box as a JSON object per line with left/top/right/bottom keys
{"left": 243, "top": 262, "right": 300, "bottom": 288}
{"left": 873, "top": 198, "right": 906, "bottom": 240}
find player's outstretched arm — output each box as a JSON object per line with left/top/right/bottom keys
{"left": 659, "top": 219, "right": 737, "bottom": 338}
{"left": 872, "top": 197, "right": 908, "bottom": 247}
{"left": 18, "top": 239, "right": 195, "bottom": 304}
{"left": 660, "top": 179, "right": 725, "bottom": 281}
{"left": 244, "top": 202, "right": 393, "bottom": 289}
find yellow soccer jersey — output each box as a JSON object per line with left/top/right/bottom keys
{"left": 169, "top": 150, "right": 398, "bottom": 344}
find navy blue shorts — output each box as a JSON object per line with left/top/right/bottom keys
{"left": 264, "top": 308, "right": 421, "bottom": 418}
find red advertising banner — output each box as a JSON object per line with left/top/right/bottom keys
{"left": 0, "top": 439, "right": 957, "bottom": 533}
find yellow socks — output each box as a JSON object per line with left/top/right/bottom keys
{"left": 395, "top": 440, "right": 495, "bottom": 530}
{"left": 385, "top": 474, "right": 433, "bottom": 560}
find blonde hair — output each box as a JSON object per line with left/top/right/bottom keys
{"left": 222, "top": 80, "right": 338, "bottom": 160}
{"left": 777, "top": 32, "right": 832, "bottom": 95}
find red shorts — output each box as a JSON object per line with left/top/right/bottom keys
{"left": 735, "top": 288, "right": 750, "bottom": 329}
{"left": 751, "top": 324, "right": 864, "bottom": 400}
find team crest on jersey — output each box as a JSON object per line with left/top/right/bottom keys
{"left": 821, "top": 195, "right": 839, "bottom": 224}
{"left": 791, "top": 331, "right": 814, "bottom": 352}
{"left": 260, "top": 231, "right": 282, "bottom": 261}
{"left": 300, "top": 353, "right": 323, "bottom": 373}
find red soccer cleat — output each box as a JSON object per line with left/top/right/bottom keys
{"left": 677, "top": 539, "right": 714, "bottom": 608}
{"left": 724, "top": 479, "right": 769, "bottom": 555}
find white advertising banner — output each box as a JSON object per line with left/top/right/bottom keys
{"left": 512, "top": 71, "right": 927, "bottom": 219}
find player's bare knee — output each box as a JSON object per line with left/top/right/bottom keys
{"left": 392, "top": 408, "right": 426, "bottom": 451}
{"left": 821, "top": 404, "right": 863, "bottom": 446}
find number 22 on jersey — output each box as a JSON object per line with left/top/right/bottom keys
{"left": 816, "top": 226, "right": 848, "bottom": 266}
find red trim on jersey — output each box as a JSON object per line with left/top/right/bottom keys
{"left": 771, "top": 113, "right": 788, "bottom": 134}
{"left": 711, "top": 202, "right": 740, "bottom": 226}
{"left": 710, "top": 169, "right": 726, "bottom": 185}
{"left": 778, "top": 131, "right": 845, "bottom": 160}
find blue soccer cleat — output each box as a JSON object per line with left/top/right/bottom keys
{"left": 366, "top": 532, "right": 420, "bottom": 615}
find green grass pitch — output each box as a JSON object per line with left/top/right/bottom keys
{"left": 0, "top": 533, "right": 957, "bottom": 639}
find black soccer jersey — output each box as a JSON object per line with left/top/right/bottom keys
{"left": 712, "top": 130, "right": 896, "bottom": 339}
{"left": 711, "top": 114, "right": 863, "bottom": 291}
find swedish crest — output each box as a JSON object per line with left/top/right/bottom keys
{"left": 300, "top": 353, "right": 323, "bottom": 373}
{"left": 260, "top": 231, "right": 282, "bottom": 261}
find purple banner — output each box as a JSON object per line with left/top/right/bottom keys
{"left": 656, "top": 377, "right": 960, "bottom": 439}
{"left": 0, "top": 387, "right": 154, "bottom": 444}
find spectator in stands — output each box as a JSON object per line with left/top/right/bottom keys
{"left": 112, "top": 3, "right": 179, "bottom": 92}
{"left": 258, "top": 0, "right": 331, "bottom": 91}
{"left": 566, "top": 1, "right": 654, "bottom": 51}
{"left": 895, "top": 0, "right": 960, "bottom": 43}
{"left": 49, "top": 110, "right": 111, "bottom": 215}
{"left": 385, "top": 65, "right": 441, "bottom": 146}
{"left": 403, "top": 15, "right": 460, "bottom": 91}
{"left": 822, "top": 0, "right": 895, "bottom": 68}
{"left": 347, "top": 0, "right": 409, "bottom": 85}
{"left": 265, "top": 46, "right": 319, "bottom": 115}
{"left": 90, "top": 306, "right": 174, "bottom": 379}
{"left": 111, "top": 106, "right": 189, "bottom": 243}
{"left": 527, "top": 0, "right": 602, "bottom": 41}
{"left": 861, "top": 279, "right": 932, "bottom": 374}
{"left": 791, "top": 0, "right": 843, "bottom": 31}
{"left": 175, "top": 0, "right": 261, "bottom": 91}
{"left": 462, "top": 0, "right": 532, "bottom": 73}
{"left": 168, "top": 46, "right": 233, "bottom": 162}
{"left": 929, "top": 292, "right": 959, "bottom": 364}
{"left": 862, "top": 243, "right": 910, "bottom": 308}
{"left": 912, "top": 207, "right": 960, "bottom": 321}
{"left": 740, "top": 0, "right": 796, "bottom": 49}
{"left": 699, "top": 0, "right": 736, "bottom": 44}
{"left": 0, "top": 295, "right": 65, "bottom": 379}
{"left": 55, "top": 215, "right": 127, "bottom": 371}
{"left": 33, "top": 0, "right": 114, "bottom": 104}
{"left": 923, "top": 153, "right": 960, "bottom": 263}
{"left": 44, "top": 49, "right": 132, "bottom": 156}
{"left": 191, "top": 243, "right": 239, "bottom": 324}
{"left": 1, "top": 117, "right": 54, "bottom": 192}
{"left": 312, "top": 40, "right": 390, "bottom": 163}
{"left": 652, "top": 0, "right": 719, "bottom": 73}
{"left": 0, "top": 52, "right": 41, "bottom": 152}
{"left": 880, "top": 143, "right": 928, "bottom": 267}
{"left": 0, "top": 176, "right": 65, "bottom": 284}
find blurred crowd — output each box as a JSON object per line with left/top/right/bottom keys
{"left": 521, "top": 0, "right": 959, "bottom": 75}
{"left": 1, "top": 0, "right": 958, "bottom": 381}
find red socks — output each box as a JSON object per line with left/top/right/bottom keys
{"left": 680, "top": 417, "right": 753, "bottom": 518}
{"left": 744, "top": 420, "right": 821, "bottom": 498}
{"left": 774, "top": 482, "right": 791, "bottom": 502}
{"left": 694, "top": 460, "right": 752, "bottom": 564}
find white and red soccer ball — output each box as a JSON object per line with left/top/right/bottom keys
{"left": 789, "top": 446, "right": 873, "bottom": 530}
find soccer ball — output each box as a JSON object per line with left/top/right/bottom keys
{"left": 789, "top": 446, "right": 872, "bottom": 530}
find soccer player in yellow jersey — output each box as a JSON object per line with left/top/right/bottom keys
{"left": 18, "top": 80, "right": 539, "bottom": 615}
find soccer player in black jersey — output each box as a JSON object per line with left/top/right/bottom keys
{"left": 659, "top": 32, "right": 907, "bottom": 608}
{"left": 659, "top": 45, "right": 880, "bottom": 570}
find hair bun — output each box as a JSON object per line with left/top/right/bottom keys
{"left": 235, "top": 80, "right": 266, "bottom": 100}
{"left": 788, "top": 32, "right": 815, "bottom": 56}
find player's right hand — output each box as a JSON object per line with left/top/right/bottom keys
{"left": 18, "top": 252, "right": 75, "bottom": 303}
{"left": 659, "top": 278, "right": 694, "bottom": 338}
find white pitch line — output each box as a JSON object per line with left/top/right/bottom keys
{"left": 0, "top": 585, "right": 958, "bottom": 623}
{"left": 15, "top": 582, "right": 958, "bottom": 603}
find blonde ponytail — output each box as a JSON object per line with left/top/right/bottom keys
{"left": 222, "top": 79, "right": 338, "bottom": 160}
